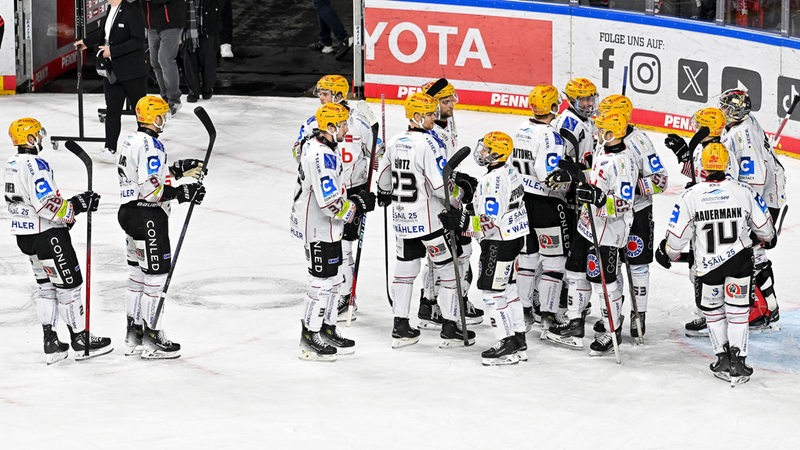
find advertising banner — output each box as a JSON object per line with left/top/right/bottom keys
{"left": 0, "top": 0, "right": 14, "bottom": 93}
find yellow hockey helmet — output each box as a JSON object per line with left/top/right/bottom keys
{"left": 135, "top": 95, "right": 170, "bottom": 125}
{"left": 564, "top": 77, "right": 599, "bottom": 118}
{"left": 404, "top": 92, "right": 438, "bottom": 120}
{"left": 475, "top": 131, "right": 514, "bottom": 166}
{"left": 701, "top": 142, "right": 729, "bottom": 172}
{"left": 527, "top": 84, "right": 561, "bottom": 116}
{"left": 598, "top": 94, "right": 634, "bottom": 121}
{"left": 315, "top": 74, "right": 349, "bottom": 100}
{"left": 595, "top": 111, "right": 628, "bottom": 140}
{"left": 691, "top": 107, "right": 727, "bottom": 137}
{"left": 422, "top": 78, "right": 457, "bottom": 101}
{"left": 316, "top": 102, "right": 350, "bottom": 131}
{"left": 9, "top": 118, "right": 46, "bottom": 147}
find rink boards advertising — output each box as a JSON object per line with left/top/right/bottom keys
{"left": 0, "top": 0, "right": 13, "bottom": 93}
{"left": 363, "top": 0, "right": 800, "bottom": 156}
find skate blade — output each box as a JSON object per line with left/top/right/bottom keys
{"left": 713, "top": 371, "right": 731, "bottom": 382}
{"left": 391, "top": 337, "right": 419, "bottom": 349}
{"left": 481, "top": 354, "right": 520, "bottom": 366}
{"left": 45, "top": 351, "right": 69, "bottom": 365}
{"left": 730, "top": 375, "right": 750, "bottom": 387}
{"left": 336, "top": 315, "right": 356, "bottom": 323}
{"left": 517, "top": 350, "right": 528, "bottom": 362}
{"left": 588, "top": 348, "right": 613, "bottom": 357}
{"left": 684, "top": 329, "right": 709, "bottom": 338}
{"left": 417, "top": 320, "right": 442, "bottom": 330}
{"left": 749, "top": 323, "right": 780, "bottom": 334}
{"left": 74, "top": 346, "right": 114, "bottom": 361}
{"left": 124, "top": 345, "right": 143, "bottom": 356}
{"left": 334, "top": 346, "right": 355, "bottom": 356}
{"left": 439, "top": 338, "right": 475, "bottom": 348}
{"left": 539, "top": 320, "right": 550, "bottom": 340}
{"left": 141, "top": 349, "right": 181, "bottom": 360}
{"left": 465, "top": 316, "right": 484, "bottom": 325}
{"left": 545, "top": 332, "right": 585, "bottom": 349}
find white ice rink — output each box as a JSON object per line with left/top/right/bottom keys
{"left": 1, "top": 94, "right": 799, "bottom": 449}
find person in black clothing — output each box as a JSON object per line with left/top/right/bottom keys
{"left": 219, "top": 0, "right": 234, "bottom": 58}
{"left": 183, "top": 0, "right": 223, "bottom": 102}
{"left": 143, "top": 0, "right": 186, "bottom": 115}
{"left": 75, "top": 0, "right": 147, "bottom": 164}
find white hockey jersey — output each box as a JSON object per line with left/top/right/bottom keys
{"left": 290, "top": 136, "right": 353, "bottom": 243}
{"left": 686, "top": 140, "right": 739, "bottom": 183}
{"left": 430, "top": 116, "right": 458, "bottom": 158}
{"left": 118, "top": 130, "right": 173, "bottom": 214}
{"left": 467, "top": 164, "right": 529, "bottom": 242}
{"left": 4, "top": 151, "right": 73, "bottom": 235}
{"left": 377, "top": 128, "right": 448, "bottom": 239}
{"left": 721, "top": 115, "right": 786, "bottom": 209}
{"left": 512, "top": 119, "right": 566, "bottom": 200}
{"left": 666, "top": 179, "right": 774, "bottom": 276}
{"left": 554, "top": 108, "right": 596, "bottom": 165}
{"left": 577, "top": 145, "right": 638, "bottom": 248}
{"left": 624, "top": 126, "right": 668, "bottom": 212}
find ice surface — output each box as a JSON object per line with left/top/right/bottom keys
{"left": 1, "top": 94, "right": 798, "bottom": 449}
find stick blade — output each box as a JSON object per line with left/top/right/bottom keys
{"left": 193, "top": 106, "right": 216, "bottom": 139}
{"left": 64, "top": 140, "right": 93, "bottom": 169}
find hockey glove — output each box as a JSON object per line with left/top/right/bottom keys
{"left": 575, "top": 182, "right": 606, "bottom": 208}
{"left": 665, "top": 134, "right": 690, "bottom": 163}
{"left": 69, "top": 191, "right": 101, "bottom": 215}
{"left": 349, "top": 191, "right": 376, "bottom": 214}
{"left": 452, "top": 172, "right": 478, "bottom": 204}
{"left": 545, "top": 169, "right": 573, "bottom": 191}
{"left": 170, "top": 159, "right": 206, "bottom": 180}
{"left": 177, "top": 183, "right": 206, "bottom": 204}
{"left": 438, "top": 208, "right": 470, "bottom": 232}
{"left": 377, "top": 189, "right": 392, "bottom": 207}
{"left": 655, "top": 239, "right": 671, "bottom": 269}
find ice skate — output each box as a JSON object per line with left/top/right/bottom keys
{"left": 43, "top": 324, "right": 69, "bottom": 365}
{"left": 589, "top": 316, "right": 624, "bottom": 356}
{"left": 630, "top": 311, "right": 646, "bottom": 339}
{"left": 523, "top": 307, "right": 535, "bottom": 332}
{"left": 141, "top": 326, "right": 181, "bottom": 360}
{"left": 748, "top": 306, "right": 780, "bottom": 334}
{"left": 464, "top": 297, "right": 484, "bottom": 325}
{"left": 336, "top": 294, "right": 356, "bottom": 323}
{"left": 391, "top": 317, "right": 420, "bottom": 348}
{"left": 481, "top": 336, "right": 520, "bottom": 366}
{"left": 299, "top": 322, "right": 336, "bottom": 361}
{"left": 729, "top": 346, "right": 753, "bottom": 387}
{"left": 545, "top": 318, "right": 585, "bottom": 349}
{"left": 514, "top": 332, "right": 528, "bottom": 362}
{"left": 417, "top": 294, "right": 443, "bottom": 329}
{"left": 684, "top": 316, "right": 708, "bottom": 337}
{"left": 321, "top": 323, "right": 355, "bottom": 355}
{"left": 439, "top": 319, "right": 475, "bottom": 348}
{"left": 539, "top": 312, "right": 555, "bottom": 340}
{"left": 69, "top": 326, "right": 113, "bottom": 361}
{"left": 710, "top": 343, "right": 731, "bottom": 382}
{"left": 125, "top": 317, "right": 144, "bottom": 356}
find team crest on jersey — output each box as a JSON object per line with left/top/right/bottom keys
{"left": 484, "top": 197, "right": 499, "bottom": 216}
{"left": 545, "top": 153, "right": 561, "bottom": 172}
{"left": 740, "top": 156, "right": 754, "bottom": 175}
{"left": 320, "top": 175, "right": 337, "bottom": 198}
{"left": 323, "top": 153, "right": 337, "bottom": 170}
{"left": 552, "top": 132, "right": 564, "bottom": 146}
{"left": 626, "top": 234, "right": 644, "bottom": 258}
{"left": 35, "top": 158, "right": 50, "bottom": 171}
{"left": 711, "top": 287, "right": 720, "bottom": 297}
{"left": 586, "top": 253, "right": 600, "bottom": 278}
{"left": 669, "top": 205, "right": 680, "bottom": 224}
{"left": 34, "top": 178, "right": 53, "bottom": 199}
{"left": 539, "top": 234, "right": 560, "bottom": 250}
{"left": 725, "top": 283, "right": 748, "bottom": 300}
{"left": 562, "top": 116, "right": 578, "bottom": 131}
{"left": 427, "top": 242, "right": 447, "bottom": 259}
{"left": 147, "top": 156, "right": 161, "bottom": 175}
{"left": 648, "top": 154, "right": 663, "bottom": 172}
{"left": 620, "top": 182, "right": 633, "bottom": 200}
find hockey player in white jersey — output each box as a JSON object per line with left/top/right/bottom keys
{"left": 290, "top": 102, "right": 376, "bottom": 361}
{"left": 117, "top": 96, "right": 206, "bottom": 359}
{"left": 555, "top": 77, "right": 599, "bottom": 167}
{"left": 595, "top": 94, "right": 668, "bottom": 338}
{"left": 376, "top": 91, "right": 477, "bottom": 348}
{"left": 660, "top": 143, "right": 774, "bottom": 385}
{"left": 513, "top": 84, "right": 569, "bottom": 337}
{"left": 4, "top": 117, "right": 112, "bottom": 363}
{"left": 417, "top": 78, "right": 483, "bottom": 328}
{"left": 439, "top": 131, "right": 529, "bottom": 365}
{"left": 548, "top": 111, "right": 637, "bottom": 353}
{"left": 719, "top": 89, "right": 785, "bottom": 330}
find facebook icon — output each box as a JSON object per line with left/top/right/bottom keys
{"left": 599, "top": 49, "right": 615, "bottom": 89}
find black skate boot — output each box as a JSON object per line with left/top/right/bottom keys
{"left": 523, "top": 307, "right": 535, "bottom": 332}
{"left": 589, "top": 316, "right": 624, "bottom": 356}
{"left": 539, "top": 312, "right": 557, "bottom": 340}
{"left": 417, "top": 292, "right": 443, "bottom": 329}
{"left": 481, "top": 336, "right": 520, "bottom": 366}
{"left": 125, "top": 317, "right": 144, "bottom": 356}
{"left": 749, "top": 305, "right": 780, "bottom": 333}
{"left": 336, "top": 294, "right": 357, "bottom": 323}
{"left": 299, "top": 322, "right": 336, "bottom": 361}
{"left": 545, "top": 318, "right": 585, "bottom": 349}
{"left": 321, "top": 323, "right": 355, "bottom": 355}
{"left": 392, "top": 317, "right": 421, "bottom": 348}
{"left": 464, "top": 297, "right": 484, "bottom": 325}
{"left": 729, "top": 346, "right": 753, "bottom": 386}
{"left": 582, "top": 301, "right": 592, "bottom": 320}
{"left": 684, "top": 316, "right": 708, "bottom": 337}
{"left": 43, "top": 324, "right": 69, "bottom": 365}
{"left": 710, "top": 343, "right": 731, "bottom": 382}
{"left": 440, "top": 319, "right": 475, "bottom": 348}
{"left": 594, "top": 319, "right": 606, "bottom": 335}
{"left": 141, "top": 326, "right": 181, "bottom": 360}
{"left": 514, "top": 332, "right": 528, "bottom": 362}
{"left": 630, "top": 311, "right": 646, "bottom": 339}
{"left": 68, "top": 326, "right": 113, "bottom": 361}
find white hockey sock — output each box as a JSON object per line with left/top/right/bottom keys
{"left": 304, "top": 275, "right": 338, "bottom": 332}
{"left": 126, "top": 266, "right": 145, "bottom": 325}
{"left": 56, "top": 286, "right": 85, "bottom": 331}
{"left": 537, "top": 272, "right": 563, "bottom": 314}
{"left": 340, "top": 240, "right": 354, "bottom": 298}
{"left": 725, "top": 304, "right": 750, "bottom": 356}
{"left": 436, "top": 262, "right": 458, "bottom": 321}
{"left": 594, "top": 280, "right": 623, "bottom": 330}
{"left": 565, "top": 270, "right": 590, "bottom": 320}
{"left": 35, "top": 282, "right": 58, "bottom": 327}
{"left": 421, "top": 257, "right": 438, "bottom": 300}
{"left": 630, "top": 264, "right": 649, "bottom": 312}
{"left": 459, "top": 244, "right": 472, "bottom": 295}
{"left": 505, "top": 284, "right": 526, "bottom": 333}
{"left": 703, "top": 307, "right": 728, "bottom": 354}
{"left": 142, "top": 273, "right": 168, "bottom": 330}
{"left": 516, "top": 253, "right": 540, "bottom": 308}
{"left": 322, "top": 279, "right": 342, "bottom": 326}
{"left": 392, "top": 259, "right": 420, "bottom": 318}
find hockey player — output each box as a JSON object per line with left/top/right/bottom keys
{"left": 291, "top": 75, "right": 377, "bottom": 322}
{"left": 659, "top": 143, "right": 774, "bottom": 385}
{"left": 718, "top": 89, "right": 785, "bottom": 331}
{"left": 417, "top": 78, "right": 483, "bottom": 328}
{"left": 117, "top": 95, "right": 207, "bottom": 360}
{"left": 439, "top": 131, "right": 529, "bottom": 365}
{"left": 4, "top": 117, "right": 112, "bottom": 363}
{"left": 376, "top": 91, "right": 477, "bottom": 348}
{"left": 290, "top": 102, "right": 375, "bottom": 361}
{"left": 512, "top": 84, "right": 569, "bottom": 337}
{"left": 595, "top": 94, "right": 668, "bottom": 338}
{"left": 547, "top": 111, "right": 637, "bottom": 353}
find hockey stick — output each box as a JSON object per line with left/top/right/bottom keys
{"left": 152, "top": 107, "right": 216, "bottom": 327}
{"left": 621, "top": 251, "right": 645, "bottom": 345}
{"left": 346, "top": 105, "right": 381, "bottom": 326}
{"left": 379, "top": 95, "right": 394, "bottom": 307}
{"left": 441, "top": 146, "right": 472, "bottom": 345}
{"left": 65, "top": 140, "right": 93, "bottom": 357}
{"left": 777, "top": 204, "right": 788, "bottom": 236}
{"left": 773, "top": 94, "right": 800, "bottom": 144}
{"left": 687, "top": 126, "right": 710, "bottom": 185}
{"left": 622, "top": 66, "right": 629, "bottom": 97}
